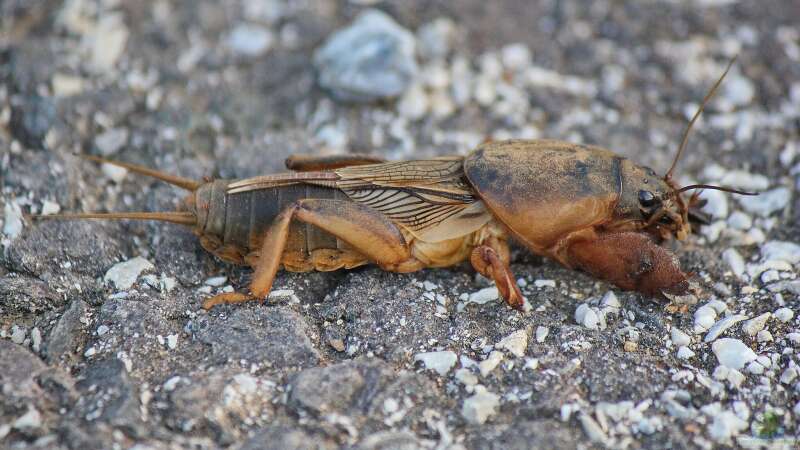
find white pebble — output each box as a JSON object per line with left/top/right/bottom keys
{"left": 760, "top": 270, "right": 781, "bottom": 284}
{"left": 501, "top": 43, "right": 532, "bottom": 71}
{"left": 774, "top": 307, "right": 794, "bottom": 323}
{"left": 461, "top": 386, "right": 500, "bottom": 425}
{"left": 677, "top": 346, "right": 695, "bottom": 359}
{"left": 746, "top": 361, "right": 765, "bottom": 375}
{"left": 10, "top": 325, "right": 25, "bottom": 345}
{"left": 104, "top": 257, "right": 155, "bottom": 290}
{"left": 204, "top": 276, "right": 227, "bottom": 287}
{"left": 721, "top": 248, "right": 745, "bottom": 279}
{"left": 720, "top": 170, "right": 769, "bottom": 191}
{"left": 467, "top": 287, "right": 499, "bottom": 305}
{"left": 756, "top": 330, "right": 773, "bottom": 342}
{"left": 693, "top": 305, "right": 717, "bottom": 333}
{"left": 704, "top": 315, "right": 747, "bottom": 343}
{"left": 575, "top": 303, "right": 600, "bottom": 330}
{"left": 30, "top": 328, "right": 41, "bottom": 352}
{"left": 535, "top": 326, "right": 549, "bottom": 343}
{"left": 166, "top": 334, "right": 178, "bottom": 350}
{"left": 712, "top": 338, "right": 757, "bottom": 370}
{"left": 40, "top": 200, "right": 60, "bottom": 215}
{"left": 534, "top": 279, "right": 556, "bottom": 288}
{"left": 671, "top": 328, "right": 691, "bottom": 347}
{"left": 13, "top": 408, "right": 41, "bottom": 430}
{"left": 742, "top": 313, "right": 771, "bottom": 336}
{"left": 699, "top": 189, "right": 729, "bottom": 219}
{"left": 781, "top": 367, "right": 798, "bottom": 384}
{"left": 600, "top": 291, "right": 621, "bottom": 310}
{"left": 97, "top": 325, "right": 110, "bottom": 336}
{"left": 739, "top": 187, "right": 790, "bottom": 217}
{"left": 226, "top": 24, "right": 273, "bottom": 56}
{"left": 414, "top": 351, "right": 457, "bottom": 376}
{"left": 478, "top": 351, "right": 504, "bottom": 377}
{"left": 761, "top": 241, "right": 800, "bottom": 265}
{"left": 163, "top": 376, "right": 182, "bottom": 392}
{"left": 397, "top": 84, "right": 429, "bottom": 120}
{"left": 3, "top": 201, "right": 24, "bottom": 240}
{"left": 495, "top": 329, "right": 528, "bottom": 358}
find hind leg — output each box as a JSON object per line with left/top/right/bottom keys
{"left": 285, "top": 154, "right": 385, "bottom": 171}
{"left": 202, "top": 199, "right": 423, "bottom": 309}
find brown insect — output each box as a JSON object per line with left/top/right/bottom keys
{"left": 37, "top": 59, "right": 755, "bottom": 310}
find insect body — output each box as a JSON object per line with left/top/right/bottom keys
{"left": 39, "top": 60, "right": 755, "bottom": 310}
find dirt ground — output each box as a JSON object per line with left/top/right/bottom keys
{"left": 1, "top": 1, "right": 799, "bottom": 449}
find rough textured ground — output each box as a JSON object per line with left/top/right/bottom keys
{"left": 1, "top": 1, "right": 799, "bottom": 449}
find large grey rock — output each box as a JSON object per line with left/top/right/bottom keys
{"left": 313, "top": 9, "right": 418, "bottom": 102}
{"left": 10, "top": 95, "right": 56, "bottom": 150}
{"left": 45, "top": 299, "right": 89, "bottom": 362}
{"left": 238, "top": 425, "right": 335, "bottom": 450}
{"left": 75, "top": 358, "right": 143, "bottom": 436}
{"left": 194, "top": 306, "right": 320, "bottom": 368}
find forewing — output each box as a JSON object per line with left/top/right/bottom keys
{"left": 336, "top": 158, "right": 492, "bottom": 241}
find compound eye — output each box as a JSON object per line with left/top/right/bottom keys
{"left": 638, "top": 190, "right": 657, "bottom": 207}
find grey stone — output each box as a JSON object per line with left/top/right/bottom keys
{"left": 0, "top": 274, "right": 62, "bottom": 314}
{"left": 313, "top": 9, "right": 418, "bottom": 102}
{"left": 45, "top": 299, "right": 88, "bottom": 362}
{"left": 238, "top": 425, "right": 334, "bottom": 450}
{"left": 0, "top": 340, "right": 47, "bottom": 397}
{"left": 75, "top": 358, "right": 143, "bottom": 435}
{"left": 289, "top": 359, "right": 384, "bottom": 414}
{"left": 194, "top": 306, "right": 320, "bottom": 367}
{"left": 358, "top": 431, "right": 428, "bottom": 450}
{"left": 10, "top": 95, "right": 56, "bottom": 150}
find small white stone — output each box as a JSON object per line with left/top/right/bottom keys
{"left": 704, "top": 315, "right": 747, "bottom": 343}
{"left": 474, "top": 76, "right": 496, "bottom": 106}
{"left": 40, "top": 200, "right": 61, "bottom": 215}
{"left": 707, "top": 410, "right": 748, "bottom": 443}
{"left": 575, "top": 303, "right": 599, "bottom": 330}
{"left": 495, "top": 329, "right": 528, "bottom": 358}
{"left": 756, "top": 330, "right": 773, "bottom": 342}
{"left": 671, "top": 328, "right": 691, "bottom": 347}
{"left": 761, "top": 270, "right": 781, "bottom": 284}
{"left": 95, "top": 128, "right": 128, "bottom": 155}
{"left": 226, "top": 24, "right": 273, "bottom": 56}
{"left": 414, "top": 351, "right": 457, "bottom": 376}
{"left": 397, "top": 84, "right": 429, "bottom": 120}
{"left": 726, "top": 211, "right": 752, "bottom": 230}
{"left": 600, "top": 291, "right": 621, "bottom": 310}
{"left": 88, "top": 14, "right": 129, "bottom": 72}
{"left": 579, "top": 413, "right": 609, "bottom": 445}
{"left": 534, "top": 279, "right": 556, "bottom": 288}
{"left": 712, "top": 338, "right": 757, "bottom": 369}
{"left": 720, "top": 170, "right": 770, "bottom": 191}
{"left": 52, "top": 73, "right": 85, "bottom": 97}
{"left": 746, "top": 361, "right": 765, "bottom": 375}
{"left": 693, "top": 305, "right": 718, "bottom": 333}
{"left": 677, "top": 346, "right": 695, "bottom": 359}
{"left": 501, "top": 43, "right": 532, "bottom": 71}
{"left": 10, "top": 325, "right": 25, "bottom": 345}
{"left": 166, "top": 334, "right": 178, "bottom": 350}
{"left": 774, "top": 307, "right": 794, "bottom": 323}
{"left": 462, "top": 386, "right": 500, "bottom": 425}
{"left": 454, "top": 368, "right": 478, "bottom": 386}
{"left": 761, "top": 241, "right": 800, "bottom": 265}
{"left": 478, "top": 351, "right": 504, "bottom": 377}
{"left": 535, "top": 326, "right": 549, "bottom": 343}
{"left": 467, "top": 287, "right": 499, "bottom": 305}
{"left": 104, "top": 256, "right": 155, "bottom": 290}
{"left": 84, "top": 346, "right": 97, "bottom": 357}
{"left": 524, "top": 358, "right": 539, "bottom": 370}
{"left": 30, "top": 328, "right": 42, "bottom": 352}
{"left": 742, "top": 313, "right": 771, "bottom": 336}
{"left": 204, "top": 276, "right": 227, "bottom": 287}
{"left": 13, "top": 408, "right": 41, "bottom": 430}
{"left": 739, "top": 187, "right": 791, "bottom": 217}
{"left": 3, "top": 201, "right": 24, "bottom": 240}
{"left": 97, "top": 325, "right": 110, "bottom": 336}
{"left": 722, "top": 248, "right": 746, "bottom": 279}
{"left": 700, "top": 189, "right": 729, "bottom": 219}
{"left": 159, "top": 276, "right": 178, "bottom": 293}
{"left": 787, "top": 332, "right": 800, "bottom": 344}
{"left": 163, "top": 376, "right": 182, "bottom": 392}
{"left": 780, "top": 367, "right": 798, "bottom": 384}
{"left": 101, "top": 162, "right": 128, "bottom": 183}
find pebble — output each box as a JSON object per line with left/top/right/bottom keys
{"left": 454, "top": 368, "right": 478, "bottom": 386}
{"left": 495, "top": 329, "right": 528, "bottom": 358}
{"left": 52, "top": 73, "right": 85, "bottom": 97}
{"left": 721, "top": 248, "right": 745, "bottom": 279}
{"left": 761, "top": 241, "right": 800, "bottom": 265}
{"left": 3, "top": 201, "right": 24, "bottom": 240}
{"left": 739, "top": 187, "right": 790, "bottom": 216}
{"left": 788, "top": 332, "right": 800, "bottom": 344}
{"left": 742, "top": 313, "right": 771, "bottom": 336}
{"left": 746, "top": 361, "right": 765, "bottom": 375}
{"left": 397, "top": 84, "right": 429, "bottom": 120}
{"left": 41, "top": 200, "right": 60, "bottom": 215}
{"left": 756, "top": 330, "right": 773, "bottom": 342}
{"left": 575, "top": 303, "right": 600, "bottom": 330}
{"left": 204, "top": 276, "right": 227, "bottom": 287}
{"left": 719, "top": 170, "right": 770, "bottom": 191}
{"left": 781, "top": 367, "right": 798, "bottom": 384}
{"left": 416, "top": 18, "right": 455, "bottom": 60}
{"left": 600, "top": 291, "right": 621, "bottom": 312}
{"left": 677, "top": 346, "right": 695, "bottom": 359}
{"left": 163, "top": 376, "right": 182, "bottom": 392}
{"left": 13, "top": 408, "right": 42, "bottom": 430}
{"left": 707, "top": 410, "right": 748, "bottom": 443}
{"left": 712, "top": 338, "right": 757, "bottom": 370}
{"left": 166, "top": 334, "right": 178, "bottom": 350}
{"left": 500, "top": 43, "right": 532, "bottom": 71}
{"left": 101, "top": 163, "right": 128, "bottom": 183}
{"left": 11, "top": 95, "right": 56, "bottom": 150}
{"left": 726, "top": 211, "right": 752, "bottom": 230}
{"left": 693, "top": 305, "right": 718, "bottom": 333}
{"left": 226, "top": 24, "right": 273, "bottom": 56}
{"left": 89, "top": 14, "right": 129, "bottom": 72}
{"left": 95, "top": 127, "right": 128, "bottom": 155}
{"left": 313, "top": 9, "right": 418, "bottom": 102}
{"left": 704, "top": 315, "right": 747, "bottom": 343}
{"left": 10, "top": 325, "right": 26, "bottom": 345}
{"left": 461, "top": 386, "right": 500, "bottom": 425}
{"left": 671, "top": 328, "right": 691, "bottom": 347}
{"left": 414, "top": 351, "right": 457, "bottom": 376}
{"left": 467, "top": 287, "right": 499, "bottom": 305}
{"left": 478, "top": 351, "right": 504, "bottom": 377}
{"left": 535, "top": 326, "right": 549, "bottom": 343}
{"left": 534, "top": 279, "right": 556, "bottom": 288}
{"left": 103, "top": 256, "right": 155, "bottom": 290}
{"left": 700, "top": 189, "right": 729, "bottom": 219}
{"left": 97, "top": 325, "right": 110, "bottom": 336}
{"left": 30, "top": 328, "right": 42, "bottom": 352}
{"left": 774, "top": 307, "right": 794, "bottom": 323}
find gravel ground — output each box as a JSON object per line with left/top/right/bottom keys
{"left": 2, "top": 1, "right": 800, "bottom": 449}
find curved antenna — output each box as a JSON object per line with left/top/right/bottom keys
{"left": 78, "top": 154, "right": 201, "bottom": 191}
{"left": 676, "top": 184, "right": 758, "bottom": 196}
{"left": 665, "top": 56, "right": 738, "bottom": 181}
